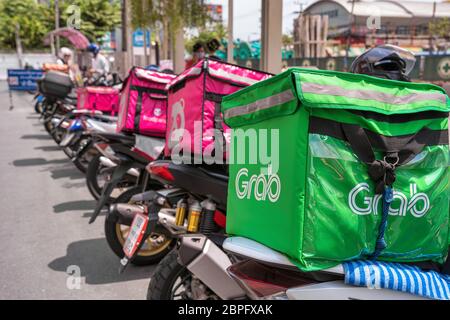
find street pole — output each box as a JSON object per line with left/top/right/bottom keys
{"left": 15, "top": 23, "right": 23, "bottom": 69}
{"left": 173, "top": 28, "right": 185, "bottom": 74}
{"left": 260, "top": 0, "right": 282, "bottom": 73}
{"left": 120, "top": 0, "right": 134, "bottom": 75}
{"left": 55, "top": 0, "right": 60, "bottom": 53}
{"left": 227, "top": 0, "right": 234, "bottom": 63}
{"left": 344, "top": 0, "right": 355, "bottom": 71}
{"left": 429, "top": 1, "right": 436, "bottom": 54}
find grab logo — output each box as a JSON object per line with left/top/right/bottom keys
{"left": 348, "top": 183, "right": 430, "bottom": 218}
{"left": 235, "top": 166, "right": 281, "bottom": 203}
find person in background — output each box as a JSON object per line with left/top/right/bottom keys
{"left": 206, "top": 38, "right": 222, "bottom": 61}
{"left": 86, "top": 43, "right": 110, "bottom": 78}
{"left": 185, "top": 41, "right": 205, "bottom": 69}
{"left": 57, "top": 47, "right": 73, "bottom": 66}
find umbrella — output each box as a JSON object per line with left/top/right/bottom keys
{"left": 44, "top": 27, "right": 90, "bottom": 50}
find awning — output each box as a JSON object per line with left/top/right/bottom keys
{"left": 44, "top": 28, "right": 90, "bottom": 50}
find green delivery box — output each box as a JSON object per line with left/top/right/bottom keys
{"left": 222, "top": 68, "right": 450, "bottom": 271}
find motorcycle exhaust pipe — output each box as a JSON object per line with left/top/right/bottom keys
{"left": 99, "top": 156, "right": 117, "bottom": 168}
{"left": 178, "top": 235, "right": 246, "bottom": 300}
{"left": 99, "top": 156, "right": 140, "bottom": 177}
{"left": 107, "top": 203, "right": 146, "bottom": 226}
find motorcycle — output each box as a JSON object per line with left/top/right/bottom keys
{"left": 112, "top": 159, "right": 228, "bottom": 269}
{"left": 57, "top": 110, "right": 117, "bottom": 173}
{"left": 88, "top": 134, "right": 175, "bottom": 265}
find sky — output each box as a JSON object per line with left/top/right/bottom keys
{"left": 207, "top": 0, "right": 304, "bottom": 41}
{"left": 207, "top": 0, "right": 442, "bottom": 41}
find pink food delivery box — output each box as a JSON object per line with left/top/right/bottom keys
{"left": 165, "top": 59, "right": 272, "bottom": 160}
{"left": 77, "top": 86, "right": 120, "bottom": 114}
{"left": 117, "top": 67, "right": 177, "bottom": 137}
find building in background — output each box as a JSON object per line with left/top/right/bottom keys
{"left": 294, "top": 0, "right": 450, "bottom": 57}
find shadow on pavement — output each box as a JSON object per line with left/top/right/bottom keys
{"left": 34, "top": 145, "right": 61, "bottom": 152}
{"left": 61, "top": 180, "right": 88, "bottom": 189}
{"left": 53, "top": 200, "right": 97, "bottom": 213}
{"left": 21, "top": 134, "right": 52, "bottom": 140}
{"left": 50, "top": 167, "right": 85, "bottom": 180}
{"left": 12, "top": 157, "right": 68, "bottom": 167}
{"left": 48, "top": 238, "right": 155, "bottom": 285}
{"left": 81, "top": 210, "right": 106, "bottom": 219}
{"left": 26, "top": 115, "right": 41, "bottom": 120}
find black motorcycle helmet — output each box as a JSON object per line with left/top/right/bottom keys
{"left": 350, "top": 45, "right": 416, "bottom": 82}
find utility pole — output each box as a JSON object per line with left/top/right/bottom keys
{"left": 120, "top": 0, "right": 134, "bottom": 76}
{"left": 260, "top": 0, "right": 282, "bottom": 73}
{"left": 429, "top": 1, "right": 437, "bottom": 54}
{"left": 55, "top": 0, "right": 60, "bottom": 53}
{"left": 15, "top": 23, "right": 23, "bottom": 68}
{"left": 227, "top": 0, "right": 234, "bottom": 63}
{"left": 344, "top": 0, "right": 355, "bottom": 71}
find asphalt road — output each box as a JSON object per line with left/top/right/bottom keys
{"left": 0, "top": 82, "right": 154, "bottom": 299}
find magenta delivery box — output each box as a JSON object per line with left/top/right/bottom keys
{"left": 117, "top": 67, "right": 177, "bottom": 137}
{"left": 77, "top": 86, "right": 120, "bottom": 114}
{"left": 165, "top": 59, "right": 272, "bottom": 158}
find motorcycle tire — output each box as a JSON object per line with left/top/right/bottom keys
{"left": 34, "top": 101, "right": 43, "bottom": 114}
{"left": 70, "top": 138, "right": 97, "bottom": 174}
{"left": 86, "top": 154, "right": 106, "bottom": 201}
{"left": 146, "top": 249, "right": 220, "bottom": 300}
{"left": 86, "top": 154, "right": 114, "bottom": 202}
{"left": 146, "top": 249, "right": 189, "bottom": 300}
{"left": 104, "top": 186, "right": 175, "bottom": 266}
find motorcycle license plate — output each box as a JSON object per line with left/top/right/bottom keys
{"left": 59, "top": 133, "right": 76, "bottom": 147}
{"left": 123, "top": 213, "right": 149, "bottom": 259}
{"left": 60, "top": 119, "right": 71, "bottom": 129}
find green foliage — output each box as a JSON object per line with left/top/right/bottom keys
{"left": 282, "top": 34, "right": 293, "bottom": 47}
{"left": 57, "top": 0, "right": 121, "bottom": 42}
{"left": 0, "top": 0, "right": 50, "bottom": 49}
{"left": 429, "top": 18, "right": 450, "bottom": 40}
{"left": 130, "top": 0, "right": 211, "bottom": 35}
{"left": 0, "top": 0, "right": 121, "bottom": 50}
{"left": 185, "top": 25, "right": 227, "bottom": 54}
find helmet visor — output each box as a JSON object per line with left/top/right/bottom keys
{"left": 365, "top": 45, "right": 416, "bottom": 75}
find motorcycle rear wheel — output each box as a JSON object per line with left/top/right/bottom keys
{"left": 146, "top": 250, "right": 220, "bottom": 300}
{"left": 104, "top": 186, "right": 175, "bottom": 266}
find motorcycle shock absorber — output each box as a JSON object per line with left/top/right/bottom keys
{"left": 175, "top": 198, "right": 187, "bottom": 227}
{"left": 199, "top": 199, "right": 217, "bottom": 235}
{"left": 186, "top": 201, "right": 202, "bottom": 233}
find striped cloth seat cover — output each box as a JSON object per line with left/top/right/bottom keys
{"left": 343, "top": 260, "right": 450, "bottom": 300}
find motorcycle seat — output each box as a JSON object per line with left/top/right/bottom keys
{"left": 93, "top": 131, "right": 135, "bottom": 145}
{"left": 151, "top": 161, "right": 228, "bottom": 205}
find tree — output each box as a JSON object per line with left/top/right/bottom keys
{"left": 429, "top": 18, "right": 450, "bottom": 40}
{"left": 0, "top": 0, "right": 50, "bottom": 50}
{"left": 185, "top": 25, "right": 227, "bottom": 55}
{"left": 57, "top": 0, "right": 121, "bottom": 42}
{"left": 0, "top": 0, "right": 121, "bottom": 50}
{"left": 130, "top": 0, "right": 211, "bottom": 59}
{"left": 282, "top": 34, "right": 293, "bottom": 48}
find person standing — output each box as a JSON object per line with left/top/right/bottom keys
{"left": 185, "top": 41, "right": 206, "bottom": 70}
{"left": 86, "top": 43, "right": 110, "bottom": 78}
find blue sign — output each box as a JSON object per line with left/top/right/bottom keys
{"left": 132, "top": 28, "right": 151, "bottom": 48}
{"left": 7, "top": 69, "right": 44, "bottom": 91}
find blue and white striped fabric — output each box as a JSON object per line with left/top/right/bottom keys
{"left": 343, "top": 260, "right": 450, "bottom": 300}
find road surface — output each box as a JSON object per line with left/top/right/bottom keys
{"left": 0, "top": 82, "right": 154, "bottom": 299}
